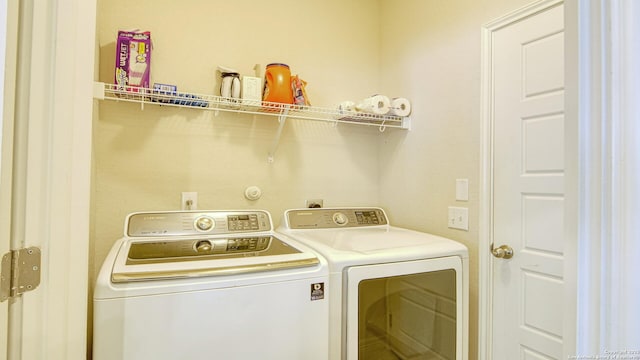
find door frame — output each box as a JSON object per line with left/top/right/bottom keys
{"left": 1, "top": 0, "right": 96, "bottom": 358}
{"left": 566, "top": 0, "right": 640, "bottom": 354}
{"left": 478, "top": 0, "right": 569, "bottom": 359}
{"left": 0, "top": 0, "right": 16, "bottom": 356}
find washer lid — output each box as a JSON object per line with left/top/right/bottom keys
{"left": 111, "top": 235, "right": 320, "bottom": 283}
{"left": 278, "top": 226, "right": 468, "bottom": 269}
{"left": 279, "top": 207, "right": 468, "bottom": 269}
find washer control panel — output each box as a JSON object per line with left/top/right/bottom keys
{"left": 285, "top": 208, "right": 388, "bottom": 229}
{"left": 127, "top": 210, "right": 271, "bottom": 237}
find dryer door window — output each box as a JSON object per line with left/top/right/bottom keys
{"left": 345, "top": 257, "right": 464, "bottom": 360}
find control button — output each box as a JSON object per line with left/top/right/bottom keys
{"left": 195, "top": 240, "right": 212, "bottom": 252}
{"left": 195, "top": 216, "right": 215, "bottom": 231}
{"left": 332, "top": 212, "right": 349, "bottom": 226}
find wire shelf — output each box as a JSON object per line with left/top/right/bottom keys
{"left": 93, "top": 82, "right": 411, "bottom": 130}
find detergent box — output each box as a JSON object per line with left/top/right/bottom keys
{"left": 115, "top": 30, "right": 151, "bottom": 91}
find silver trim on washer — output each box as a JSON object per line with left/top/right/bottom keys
{"left": 111, "top": 257, "right": 320, "bottom": 283}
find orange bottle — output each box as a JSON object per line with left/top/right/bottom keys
{"left": 263, "top": 63, "right": 293, "bottom": 104}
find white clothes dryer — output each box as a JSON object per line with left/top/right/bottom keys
{"left": 278, "top": 207, "right": 469, "bottom": 360}
{"left": 93, "top": 210, "right": 329, "bottom": 360}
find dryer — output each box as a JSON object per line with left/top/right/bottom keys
{"left": 93, "top": 210, "right": 329, "bottom": 360}
{"left": 278, "top": 207, "right": 469, "bottom": 360}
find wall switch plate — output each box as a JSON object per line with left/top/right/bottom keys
{"left": 448, "top": 206, "right": 469, "bottom": 231}
{"left": 181, "top": 192, "right": 198, "bottom": 210}
{"left": 456, "top": 179, "right": 469, "bottom": 201}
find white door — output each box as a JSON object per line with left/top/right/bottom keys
{"left": 0, "top": 0, "right": 95, "bottom": 358}
{"left": 490, "top": 1, "right": 565, "bottom": 359}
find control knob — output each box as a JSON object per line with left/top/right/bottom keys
{"left": 332, "top": 212, "right": 349, "bottom": 226}
{"left": 195, "top": 216, "right": 214, "bottom": 231}
{"left": 195, "top": 240, "right": 212, "bottom": 252}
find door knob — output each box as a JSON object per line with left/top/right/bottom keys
{"left": 491, "top": 244, "right": 514, "bottom": 259}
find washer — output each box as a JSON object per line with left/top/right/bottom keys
{"left": 278, "top": 207, "right": 469, "bottom": 360}
{"left": 93, "top": 210, "right": 329, "bottom": 360}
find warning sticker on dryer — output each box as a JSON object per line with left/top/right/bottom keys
{"left": 310, "top": 283, "right": 325, "bottom": 300}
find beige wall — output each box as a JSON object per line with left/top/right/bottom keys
{"left": 92, "top": 0, "right": 532, "bottom": 359}
{"left": 92, "top": 0, "right": 387, "bottom": 283}
{"left": 378, "top": 0, "right": 533, "bottom": 359}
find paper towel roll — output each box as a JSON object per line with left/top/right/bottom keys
{"left": 389, "top": 97, "right": 411, "bottom": 117}
{"left": 356, "top": 95, "right": 391, "bottom": 115}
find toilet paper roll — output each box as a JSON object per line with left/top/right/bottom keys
{"left": 389, "top": 97, "right": 411, "bottom": 117}
{"left": 337, "top": 100, "right": 356, "bottom": 113}
{"left": 356, "top": 95, "right": 391, "bottom": 115}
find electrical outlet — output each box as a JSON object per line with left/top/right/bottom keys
{"left": 448, "top": 206, "right": 468, "bottom": 231}
{"left": 305, "top": 199, "right": 323, "bottom": 208}
{"left": 181, "top": 192, "right": 198, "bottom": 210}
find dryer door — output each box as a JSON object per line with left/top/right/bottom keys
{"left": 345, "top": 257, "right": 466, "bottom": 360}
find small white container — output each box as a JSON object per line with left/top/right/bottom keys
{"left": 241, "top": 76, "right": 262, "bottom": 105}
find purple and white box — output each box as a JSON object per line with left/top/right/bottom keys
{"left": 115, "top": 30, "right": 151, "bottom": 91}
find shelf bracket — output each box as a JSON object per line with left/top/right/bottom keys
{"left": 267, "top": 107, "right": 289, "bottom": 163}
{"left": 93, "top": 81, "right": 105, "bottom": 100}
{"left": 402, "top": 117, "right": 412, "bottom": 131}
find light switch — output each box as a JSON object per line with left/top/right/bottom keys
{"left": 456, "top": 179, "right": 469, "bottom": 201}
{"left": 448, "top": 206, "right": 469, "bottom": 231}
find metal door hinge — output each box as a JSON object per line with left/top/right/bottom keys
{"left": 0, "top": 247, "right": 41, "bottom": 302}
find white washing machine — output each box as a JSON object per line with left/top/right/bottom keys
{"left": 93, "top": 210, "right": 329, "bottom": 360}
{"left": 278, "top": 207, "right": 469, "bottom": 360}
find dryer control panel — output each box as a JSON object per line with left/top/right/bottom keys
{"left": 126, "top": 210, "right": 272, "bottom": 237}
{"left": 285, "top": 208, "right": 388, "bottom": 229}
